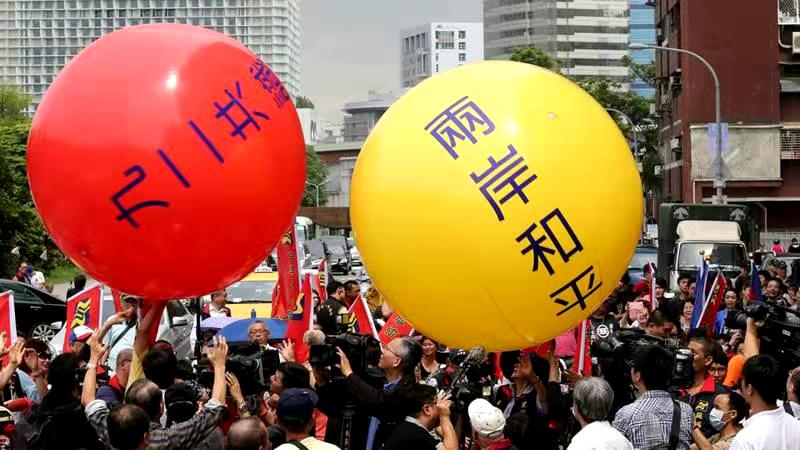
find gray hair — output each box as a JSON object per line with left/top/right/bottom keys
{"left": 394, "top": 336, "right": 422, "bottom": 375}
{"left": 573, "top": 377, "right": 614, "bottom": 423}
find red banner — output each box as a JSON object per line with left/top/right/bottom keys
{"left": 572, "top": 320, "right": 592, "bottom": 376}
{"left": 274, "top": 226, "right": 301, "bottom": 320}
{"left": 287, "top": 274, "right": 314, "bottom": 363}
{"left": 64, "top": 285, "right": 103, "bottom": 352}
{"left": 377, "top": 312, "right": 414, "bottom": 344}
{"left": 0, "top": 291, "right": 17, "bottom": 347}
{"left": 347, "top": 295, "right": 379, "bottom": 339}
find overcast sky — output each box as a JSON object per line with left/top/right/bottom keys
{"left": 301, "top": 0, "right": 482, "bottom": 124}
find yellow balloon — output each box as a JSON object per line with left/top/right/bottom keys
{"left": 350, "top": 61, "right": 642, "bottom": 350}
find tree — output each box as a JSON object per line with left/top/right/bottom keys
{"left": 510, "top": 47, "right": 559, "bottom": 71}
{"left": 0, "top": 86, "right": 64, "bottom": 276}
{"left": 302, "top": 145, "right": 329, "bottom": 207}
{"left": 622, "top": 56, "right": 656, "bottom": 87}
{"left": 295, "top": 96, "right": 315, "bottom": 109}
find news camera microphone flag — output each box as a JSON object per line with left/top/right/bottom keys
{"left": 749, "top": 260, "right": 762, "bottom": 302}
{"left": 690, "top": 257, "right": 709, "bottom": 330}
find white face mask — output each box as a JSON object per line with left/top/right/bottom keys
{"left": 709, "top": 408, "right": 727, "bottom": 431}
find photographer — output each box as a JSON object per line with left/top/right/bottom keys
{"left": 383, "top": 384, "right": 457, "bottom": 450}
{"left": 612, "top": 344, "right": 694, "bottom": 449}
{"left": 330, "top": 336, "right": 422, "bottom": 450}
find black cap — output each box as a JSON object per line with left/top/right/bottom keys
{"left": 277, "top": 388, "right": 318, "bottom": 421}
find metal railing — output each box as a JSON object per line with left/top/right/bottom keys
{"left": 780, "top": 0, "right": 800, "bottom": 25}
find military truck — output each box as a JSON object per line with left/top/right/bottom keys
{"left": 657, "top": 203, "right": 758, "bottom": 291}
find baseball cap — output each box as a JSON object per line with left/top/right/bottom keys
{"left": 468, "top": 399, "right": 505, "bottom": 439}
{"left": 277, "top": 388, "right": 318, "bottom": 422}
{"left": 69, "top": 325, "right": 94, "bottom": 343}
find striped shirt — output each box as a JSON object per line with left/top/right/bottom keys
{"left": 613, "top": 390, "right": 694, "bottom": 450}
{"left": 85, "top": 398, "right": 224, "bottom": 450}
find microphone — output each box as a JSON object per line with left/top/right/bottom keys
{"left": 465, "top": 346, "right": 487, "bottom": 365}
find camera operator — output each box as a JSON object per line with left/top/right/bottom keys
{"left": 383, "top": 384, "right": 457, "bottom": 450}
{"left": 678, "top": 336, "right": 729, "bottom": 438}
{"left": 731, "top": 355, "right": 800, "bottom": 449}
{"left": 612, "top": 344, "right": 694, "bottom": 449}
{"left": 331, "top": 336, "right": 422, "bottom": 450}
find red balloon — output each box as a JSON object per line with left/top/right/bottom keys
{"left": 27, "top": 24, "right": 306, "bottom": 300}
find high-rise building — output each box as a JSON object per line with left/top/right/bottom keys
{"left": 0, "top": 0, "right": 301, "bottom": 112}
{"left": 400, "top": 22, "right": 483, "bottom": 88}
{"left": 629, "top": 0, "right": 655, "bottom": 98}
{"left": 483, "top": 0, "right": 629, "bottom": 87}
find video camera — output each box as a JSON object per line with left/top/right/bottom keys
{"left": 197, "top": 343, "right": 279, "bottom": 396}
{"left": 309, "top": 332, "right": 382, "bottom": 382}
{"left": 726, "top": 302, "right": 800, "bottom": 369}
{"left": 440, "top": 347, "right": 494, "bottom": 416}
{"left": 592, "top": 328, "right": 693, "bottom": 404}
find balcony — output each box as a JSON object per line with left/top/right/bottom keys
{"left": 780, "top": 0, "right": 800, "bottom": 25}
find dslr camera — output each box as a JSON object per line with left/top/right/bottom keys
{"left": 197, "top": 343, "right": 279, "bottom": 396}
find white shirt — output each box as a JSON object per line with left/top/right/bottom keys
{"left": 103, "top": 322, "right": 136, "bottom": 371}
{"left": 731, "top": 406, "right": 800, "bottom": 450}
{"left": 276, "top": 436, "right": 340, "bottom": 450}
{"left": 568, "top": 421, "right": 633, "bottom": 450}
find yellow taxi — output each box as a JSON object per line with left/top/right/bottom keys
{"left": 226, "top": 270, "right": 278, "bottom": 318}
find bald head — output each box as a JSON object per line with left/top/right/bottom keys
{"left": 125, "top": 379, "right": 162, "bottom": 421}
{"left": 226, "top": 417, "right": 269, "bottom": 450}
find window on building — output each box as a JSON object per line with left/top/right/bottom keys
{"left": 459, "top": 53, "right": 466, "bottom": 62}
{"left": 458, "top": 42, "right": 466, "bottom": 50}
{"left": 458, "top": 30, "right": 466, "bottom": 39}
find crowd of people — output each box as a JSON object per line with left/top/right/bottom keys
{"left": 1, "top": 251, "right": 800, "bottom": 450}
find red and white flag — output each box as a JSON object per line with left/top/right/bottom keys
{"left": 572, "top": 320, "right": 592, "bottom": 376}
{"left": 347, "top": 295, "right": 379, "bottom": 339}
{"left": 377, "top": 313, "right": 414, "bottom": 344}
{"left": 63, "top": 285, "right": 103, "bottom": 353}
{"left": 286, "top": 274, "right": 315, "bottom": 363}
{"left": 698, "top": 272, "right": 726, "bottom": 337}
{"left": 0, "top": 291, "right": 18, "bottom": 346}
{"left": 275, "top": 226, "right": 302, "bottom": 320}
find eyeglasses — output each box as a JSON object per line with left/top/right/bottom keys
{"left": 380, "top": 342, "right": 400, "bottom": 358}
{"left": 248, "top": 329, "right": 268, "bottom": 336}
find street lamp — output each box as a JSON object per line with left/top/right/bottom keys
{"left": 305, "top": 178, "right": 330, "bottom": 207}
{"left": 605, "top": 108, "right": 639, "bottom": 161}
{"left": 629, "top": 42, "right": 724, "bottom": 205}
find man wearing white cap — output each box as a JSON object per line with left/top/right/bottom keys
{"left": 468, "top": 398, "right": 516, "bottom": 450}
{"left": 69, "top": 325, "right": 94, "bottom": 355}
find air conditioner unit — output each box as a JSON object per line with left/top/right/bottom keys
{"left": 670, "top": 137, "right": 681, "bottom": 151}
{"left": 793, "top": 32, "right": 800, "bottom": 54}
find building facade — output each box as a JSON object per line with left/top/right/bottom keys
{"left": 400, "top": 21, "right": 483, "bottom": 88}
{"left": 341, "top": 91, "right": 396, "bottom": 142}
{"left": 483, "top": 0, "right": 630, "bottom": 86}
{"left": 653, "top": 0, "right": 799, "bottom": 231}
{"left": 629, "top": 0, "right": 655, "bottom": 98}
{"left": 0, "top": 0, "right": 301, "bottom": 111}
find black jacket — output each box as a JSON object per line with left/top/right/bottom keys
{"left": 17, "top": 394, "right": 104, "bottom": 450}
{"left": 346, "top": 373, "right": 418, "bottom": 450}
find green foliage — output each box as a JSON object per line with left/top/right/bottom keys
{"left": 622, "top": 55, "right": 656, "bottom": 87}
{"left": 510, "top": 47, "right": 559, "bottom": 71}
{"left": 0, "top": 86, "right": 65, "bottom": 277}
{"left": 302, "top": 145, "right": 329, "bottom": 207}
{"left": 295, "top": 96, "right": 315, "bottom": 109}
